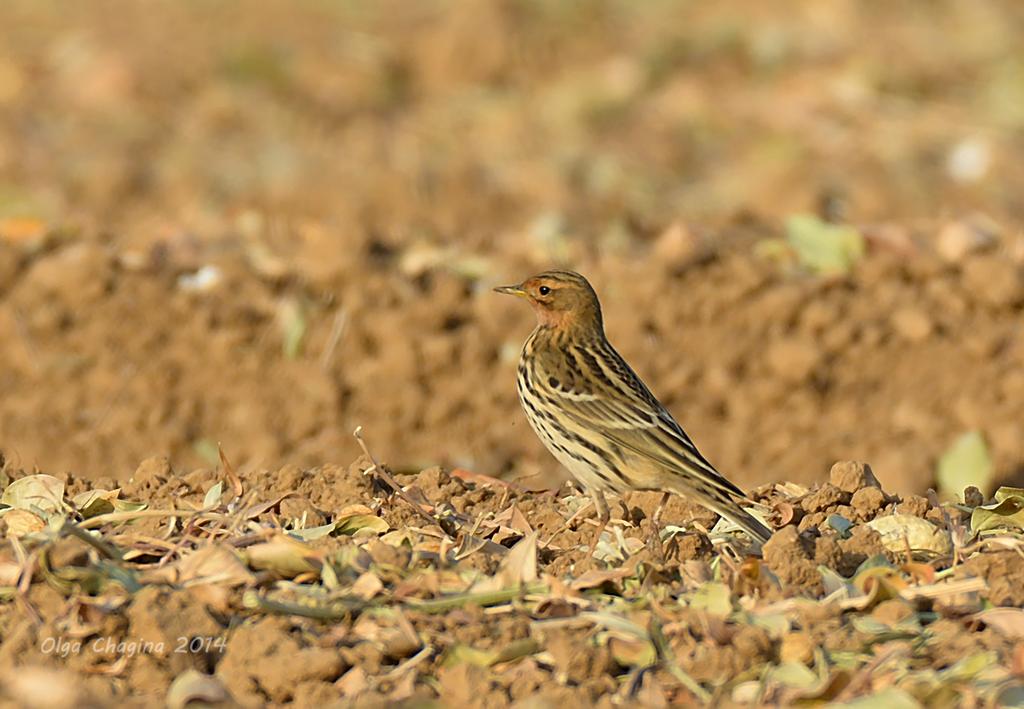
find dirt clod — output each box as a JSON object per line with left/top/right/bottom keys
{"left": 829, "top": 461, "right": 882, "bottom": 494}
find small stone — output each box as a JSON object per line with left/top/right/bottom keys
{"left": 814, "top": 535, "right": 843, "bottom": 568}
{"left": 798, "top": 512, "right": 827, "bottom": 533}
{"left": 925, "top": 507, "right": 948, "bottom": 527}
{"left": 829, "top": 461, "right": 882, "bottom": 494}
{"left": 895, "top": 494, "right": 930, "bottom": 518}
{"left": 763, "top": 526, "right": 821, "bottom": 594}
{"left": 963, "top": 486, "right": 984, "bottom": 507}
{"left": 890, "top": 307, "right": 933, "bottom": 342}
{"left": 937, "top": 220, "right": 995, "bottom": 263}
{"left": 276, "top": 464, "right": 305, "bottom": 490}
{"left": 851, "top": 487, "right": 886, "bottom": 520}
{"left": 802, "top": 483, "right": 849, "bottom": 513}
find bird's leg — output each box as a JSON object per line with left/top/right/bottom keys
{"left": 540, "top": 497, "right": 594, "bottom": 549}
{"left": 651, "top": 491, "right": 671, "bottom": 529}
{"left": 583, "top": 489, "right": 610, "bottom": 568}
{"left": 618, "top": 494, "right": 632, "bottom": 524}
{"left": 647, "top": 491, "right": 672, "bottom": 563}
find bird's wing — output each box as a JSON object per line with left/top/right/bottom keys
{"left": 535, "top": 341, "right": 748, "bottom": 503}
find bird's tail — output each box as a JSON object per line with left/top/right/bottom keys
{"left": 716, "top": 503, "right": 773, "bottom": 546}
{"left": 667, "top": 477, "right": 773, "bottom": 545}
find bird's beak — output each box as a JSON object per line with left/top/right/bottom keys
{"left": 493, "top": 284, "right": 528, "bottom": 298}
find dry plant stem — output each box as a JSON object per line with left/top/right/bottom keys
{"left": 242, "top": 591, "right": 357, "bottom": 620}
{"left": 353, "top": 426, "right": 447, "bottom": 534}
{"left": 319, "top": 307, "right": 347, "bottom": 371}
{"left": 408, "top": 582, "right": 548, "bottom": 613}
{"left": 540, "top": 498, "right": 595, "bottom": 549}
{"left": 379, "top": 645, "right": 433, "bottom": 684}
{"left": 582, "top": 489, "right": 611, "bottom": 569}
{"left": 78, "top": 509, "right": 208, "bottom": 530}
{"left": 61, "top": 521, "right": 124, "bottom": 560}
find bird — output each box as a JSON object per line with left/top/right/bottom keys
{"left": 494, "top": 270, "right": 771, "bottom": 561}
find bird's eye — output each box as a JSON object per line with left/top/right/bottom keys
{"left": 538, "top": 286, "right": 551, "bottom": 296}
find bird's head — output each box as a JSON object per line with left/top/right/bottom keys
{"left": 494, "top": 270, "right": 603, "bottom": 332}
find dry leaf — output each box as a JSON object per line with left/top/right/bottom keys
{"left": 3, "top": 509, "right": 45, "bottom": 537}
{"left": 244, "top": 534, "right": 323, "bottom": 576}
{"left": 351, "top": 571, "right": 384, "bottom": 600}
{"left": 166, "top": 670, "right": 228, "bottom": 709}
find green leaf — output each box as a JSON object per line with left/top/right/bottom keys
{"left": 997, "top": 684, "right": 1024, "bottom": 708}
{"left": 784, "top": 214, "right": 864, "bottom": 275}
{"left": 689, "top": 581, "right": 733, "bottom": 616}
{"left": 442, "top": 644, "right": 498, "bottom": 668}
{"left": 819, "top": 565, "right": 853, "bottom": 596}
{"left": 749, "top": 612, "right": 791, "bottom": 638}
{"left": 203, "top": 482, "right": 224, "bottom": 509}
{"left": 111, "top": 498, "right": 148, "bottom": 513}
{"left": 1, "top": 474, "right": 65, "bottom": 517}
{"left": 995, "top": 487, "right": 1024, "bottom": 503}
{"left": 971, "top": 494, "right": 1024, "bottom": 534}
{"left": 72, "top": 489, "right": 118, "bottom": 518}
{"left": 827, "top": 514, "right": 854, "bottom": 538}
{"left": 937, "top": 431, "right": 994, "bottom": 499}
{"left": 865, "top": 515, "right": 952, "bottom": 555}
{"left": 279, "top": 298, "right": 307, "bottom": 359}
{"left": 769, "top": 661, "right": 818, "bottom": 689}
{"left": 288, "top": 522, "right": 338, "bottom": 541}
{"left": 940, "top": 651, "right": 999, "bottom": 681}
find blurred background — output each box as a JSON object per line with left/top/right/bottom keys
{"left": 1, "top": 0, "right": 1024, "bottom": 496}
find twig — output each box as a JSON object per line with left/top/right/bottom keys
{"left": 61, "top": 521, "right": 124, "bottom": 560}
{"left": 242, "top": 590, "right": 361, "bottom": 619}
{"left": 899, "top": 577, "right": 987, "bottom": 601}
{"left": 540, "top": 498, "right": 594, "bottom": 549}
{"left": 77, "top": 508, "right": 216, "bottom": 530}
{"left": 406, "top": 582, "right": 548, "bottom": 613}
{"left": 353, "top": 426, "right": 448, "bottom": 534}
{"left": 378, "top": 645, "right": 433, "bottom": 683}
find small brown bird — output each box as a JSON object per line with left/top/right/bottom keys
{"left": 495, "top": 270, "right": 771, "bottom": 558}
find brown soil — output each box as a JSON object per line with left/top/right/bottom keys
{"left": 2, "top": 2, "right": 1024, "bottom": 499}
{"left": 2, "top": 457, "right": 1023, "bottom": 706}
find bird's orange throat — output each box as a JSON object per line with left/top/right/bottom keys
{"left": 531, "top": 303, "right": 573, "bottom": 329}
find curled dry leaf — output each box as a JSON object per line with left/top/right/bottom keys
{"left": 971, "top": 488, "right": 1024, "bottom": 533}
{"left": 166, "top": 670, "right": 229, "bottom": 709}
{"left": 1, "top": 474, "right": 65, "bottom": 516}
{"left": 71, "top": 488, "right": 121, "bottom": 518}
{"left": 147, "top": 545, "right": 254, "bottom": 587}
{"left": 244, "top": 534, "right": 323, "bottom": 576}
{"left": 474, "top": 531, "right": 538, "bottom": 593}
{"left": 772, "top": 501, "right": 797, "bottom": 527}
{"left": 974, "top": 608, "right": 1024, "bottom": 639}
{"left": 866, "top": 515, "right": 952, "bottom": 555}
